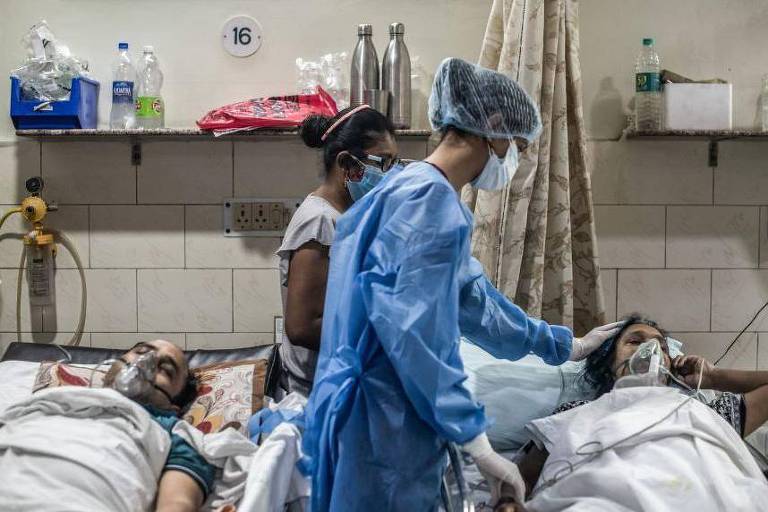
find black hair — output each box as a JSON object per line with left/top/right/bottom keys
{"left": 582, "top": 313, "right": 669, "bottom": 398}
{"left": 300, "top": 106, "right": 395, "bottom": 174}
{"left": 172, "top": 371, "right": 198, "bottom": 411}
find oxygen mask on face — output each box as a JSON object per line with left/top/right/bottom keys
{"left": 113, "top": 350, "right": 170, "bottom": 403}
{"left": 614, "top": 338, "right": 667, "bottom": 389}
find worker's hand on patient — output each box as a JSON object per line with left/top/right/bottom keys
{"left": 462, "top": 433, "right": 526, "bottom": 504}
{"left": 673, "top": 354, "right": 715, "bottom": 389}
{"left": 569, "top": 321, "right": 623, "bottom": 361}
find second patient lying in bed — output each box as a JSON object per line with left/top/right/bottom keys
{"left": 499, "top": 314, "right": 768, "bottom": 512}
{"left": 0, "top": 340, "right": 215, "bottom": 512}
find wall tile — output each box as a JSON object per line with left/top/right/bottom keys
{"left": 397, "top": 138, "right": 429, "bottom": 160}
{"left": 0, "top": 205, "right": 89, "bottom": 269}
{"left": 0, "top": 269, "right": 42, "bottom": 332}
{"left": 43, "top": 269, "right": 137, "bottom": 333}
{"left": 711, "top": 270, "right": 768, "bottom": 331}
{"left": 233, "top": 269, "right": 282, "bottom": 332}
{"left": 91, "top": 332, "right": 185, "bottom": 350}
{"left": 590, "top": 140, "right": 712, "bottom": 205}
{"left": 138, "top": 269, "right": 232, "bottom": 332}
{"left": 234, "top": 139, "right": 322, "bottom": 198}
{"left": 672, "top": 332, "right": 757, "bottom": 371}
{"left": 600, "top": 269, "right": 617, "bottom": 322}
{"left": 186, "top": 332, "right": 273, "bottom": 350}
{"left": 138, "top": 141, "right": 232, "bottom": 204}
{"left": 667, "top": 206, "right": 759, "bottom": 268}
{"left": 617, "top": 270, "right": 710, "bottom": 331}
{"left": 0, "top": 141, "right": 40, "bottom": 204}
{"left": 0, "top": 333, "right": 91, "bottom": 351}
{"left": 760, "top": 207, "right": 768, "bottom": 268}
{"left": 185, "top": 206, "right": 280, "bottom": 268}
{"left": 595, "top": 206, "right": 665, "bottom": 268}
{"left": 90, "top": 205, "right": 184, "bottom": 268}
{"left": 759, "top": 333, "right": 768, "bottom": 370}
{"left": 715, "top": 142, "right": 768, "bottom": 204}
{"left": 42, "top": 142, "right": 136, "bottom": 204}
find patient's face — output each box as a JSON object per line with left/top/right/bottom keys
{"left": 106, "top": 340, "right": 189, "bottom": 410}
{"left": 611, "top": 324, "right": 671, "bottom": 380}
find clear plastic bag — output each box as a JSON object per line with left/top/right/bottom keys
{"left": 296, "top": 52, "right": 349, "bottom": 110}
{"left": 10, "top": 20, "right": 90, "bottom": 102}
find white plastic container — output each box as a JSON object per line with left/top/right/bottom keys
{"left": 663, "top": 83, "right": 732, "bottom": 131}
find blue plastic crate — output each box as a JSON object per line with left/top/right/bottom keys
{"left": 10, "top": 76, "right": 100, "bottom": 129}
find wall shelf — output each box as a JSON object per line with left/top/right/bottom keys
{"left": 14, "top": 127, "right": 432, "bottom": 141}
{"left": 15, "top": 128, "right": 433, "bottom": 165}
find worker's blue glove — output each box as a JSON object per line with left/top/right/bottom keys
{"left": 569, "top": 321, "right": 623, "bottom": 361}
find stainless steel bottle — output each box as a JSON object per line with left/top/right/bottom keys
{"left": 382, "top": 22, "right": 411, "bottom": 129}
{"left": 350, "top": 24, "right": 380, "bottom": 107}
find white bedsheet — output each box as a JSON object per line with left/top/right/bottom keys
{"left": 525, "top": 387, "right": 768, "bottom": 512}
{"left": 173, "top": 393, "right": 310, "bottom": 512}
{"left": 0, "top": 387, "right": 170, "bottom": 512}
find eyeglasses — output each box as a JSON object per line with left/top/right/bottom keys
{"left": 358, "top": 153, "right": 405, "bottom": 172}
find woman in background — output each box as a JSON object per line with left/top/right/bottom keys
{"left": 277, "top": 105, "right": 400, "bottom": 396}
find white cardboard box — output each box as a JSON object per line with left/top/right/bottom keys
{"left": 663, "top": 83, "right": 732, "bottom": 131}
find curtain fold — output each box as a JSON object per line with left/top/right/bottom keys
{"left": 464, "top": 0, "right": 604, "bottom": 336}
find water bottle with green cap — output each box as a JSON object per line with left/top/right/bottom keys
{"left": 635, "top": 37, "right": 662, "bottom": 132}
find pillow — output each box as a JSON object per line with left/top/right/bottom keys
{"left": 183, "top": 359, "right": 268, "bottom": 436}
{"left": 32, "top": 361, "right": 106, "bottom": 392}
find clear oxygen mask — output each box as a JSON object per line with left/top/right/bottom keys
{"left": 614, "top": 338, "right": 667, "bottom": 389}
{"left": 114, "top": 350, "right": 159, "bottom": 401}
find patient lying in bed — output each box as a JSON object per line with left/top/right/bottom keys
{"left": 498, "top": 314, "right": 768, "bottom": 512}
{"left": 0, "top": 340, "right": 215, "bottom": 512}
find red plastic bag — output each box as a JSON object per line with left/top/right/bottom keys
{"left": 196, "top": 86, "right": 338, "bottom": 133}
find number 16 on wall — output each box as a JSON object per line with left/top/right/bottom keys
{"left": 222, "top": 15, "right": 263, "bottom": 57}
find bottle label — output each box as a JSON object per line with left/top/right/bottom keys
{"left": 136, "top": 96, "right": 163, "bottom": 118}
{"left": 636, "top": 72, "right": 661, "bottom": 92}
{"left": 112, "top": 81, "right": 134, "bottom": 103}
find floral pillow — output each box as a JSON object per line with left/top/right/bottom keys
{"left": 183, "top": 359, "right": 268, "bottom": 435}
{"left": 33, "top": 361, "right": 107, "bottom": 392}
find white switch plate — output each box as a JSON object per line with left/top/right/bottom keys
{"left": 223, "top": 198, "right": 303, "bottom": 237}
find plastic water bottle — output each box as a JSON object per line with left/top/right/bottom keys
{"left": 634, "top": 38, "right": 662, "bottom": 132}
{"left": 136, "top": 46, "right": 165, "bottom": 129}
{"left": 110, "top": 42, "right": 137, "bottom": 129}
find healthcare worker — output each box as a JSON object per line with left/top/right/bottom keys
{"left": 301, "top": 58, "right": 621, "bottom": 511}
{"left": 278, "top": 106, "right": 399, "bottom": 396}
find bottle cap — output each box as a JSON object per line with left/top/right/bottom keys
{"left": 143, "top": 45, "right": 154, "bottom": 53}
{"left": 390, "top": 22, "right": 405, "bottom": 35}
{"left": 118, "top": 42, "right": 129, "bottom": 50}
{"left": 642, "top": 38, "right": 654, "bottom": 46}
{"left": 358, "top": 24, "right": 373, "bottom": 36}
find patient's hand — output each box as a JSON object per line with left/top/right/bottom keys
{"left": 673, "top": 355, "right": 714, "bottom": 389}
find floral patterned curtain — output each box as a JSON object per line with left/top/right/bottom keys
{"left": 463, "top": 0, "right": 604, "bottom": 335}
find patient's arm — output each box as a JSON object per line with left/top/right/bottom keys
{"left": 675, "top": 355, "right": 768, "bottom": 436}
{"left": 515, "top": 442, "right": 550, "bottom": 499}
{"left": 155, "top": 470, "right": 204, "bottom": 512}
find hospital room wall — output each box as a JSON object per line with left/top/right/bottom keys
{"left": 0, "top": 0, "right": 491, "bottom": 355}
{"left": 582, "top": 0, "right": 768, "bottom": 370}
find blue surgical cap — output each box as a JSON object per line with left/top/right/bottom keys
{"left": 428, "top": 58, "right": 543, "bottom": 142}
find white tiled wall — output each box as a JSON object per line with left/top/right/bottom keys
{"left": 0, "top": 137, "right": 429, "bottom": 355}
{"left": 595, "top": 140, "right": 768, "bottom": 370}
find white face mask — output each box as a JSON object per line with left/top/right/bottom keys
{"left": 471, "top": 141, "right": 520, "bottom": 191}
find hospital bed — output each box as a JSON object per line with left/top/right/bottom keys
{"left": 1, "top": 341, "right": 475, "bottom": 511}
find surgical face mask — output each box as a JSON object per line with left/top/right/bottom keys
{"left": 113, "top": 351, "right": 173, "bottom": 403}
{"left": 614, "top": 339, "right": 667, "bottom": 389}
{"left": 471, "top": 141, "right": 520, "bottom": 191}
{"left": 346, "top": 158, "right": 386, "bottom": 202}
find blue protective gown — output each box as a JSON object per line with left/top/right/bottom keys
{"left": 302, "top": 162, "right": 573, "bottom": 511}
